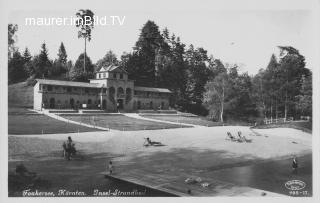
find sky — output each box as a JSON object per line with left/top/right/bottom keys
{"left": 6, "top": 0, "right": 318, "bottom": 75}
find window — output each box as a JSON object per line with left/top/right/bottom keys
{"left": 99, "top": 73, "right": 101, "bottom": 78}
{"left": 85, "top": 88, "right": 89, "bottom": 93}
{"left": 55, "top": 86, "right": 59, "bottom": 90}
{"left": 103, "top": 73, "right": 106, "bottom": 78}
{"left": 120, "top": 73, "right": 123, "bottom": 79}
{"left": 113, "top": 73, "right": 117, "bottom": 78}
{"left": 67, "top": 87, "right": 71, "bottom": 92}
{"left": 47, "top": 85, "right": 52, "bottom": 91}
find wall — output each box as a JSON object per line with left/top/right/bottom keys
{"left": 33, "top": 82, "right": 42, "bottom": 110}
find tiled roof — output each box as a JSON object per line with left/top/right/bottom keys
{"left": 134, "top": 86, "right": 172, "bottom": 93}
{"left": 35, "top": 79, "right": 104, "bottom": 88}
{"left": 97, "top": 65, "right": 127, "bottom": 73}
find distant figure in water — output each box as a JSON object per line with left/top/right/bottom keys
{"left": 108, "top": 161, "right": 113, "bottom": 175}
{"left": 292, "top": 156, "right": 298, "bottom": 174}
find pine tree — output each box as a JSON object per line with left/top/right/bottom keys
{"left": 69, "top": 53, "right": 94, "bottom": 81}
{"left": 8, "top": 50, "right": 27, "bottom": 84}
{"left": 22, "top": 47, "right": 32, "bottom": 63}
{"left": 57, "top": 42, "right": 67, "bottom": 65}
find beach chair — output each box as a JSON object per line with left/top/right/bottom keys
{"left": 226, "top": 132, "right": 237, "bottom": 142}
{"left": 238, "top": 131, "right": 252, "bottom": 143}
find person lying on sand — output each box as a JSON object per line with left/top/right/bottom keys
{"left": 144, "top": 137, "right": 162, "bottom": 146}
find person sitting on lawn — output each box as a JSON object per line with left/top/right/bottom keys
{"left": 144, "top": 137, "right": 162, "bottom": 146}
{"left": 227, "top": 132, "right": 236, "bottom": 141}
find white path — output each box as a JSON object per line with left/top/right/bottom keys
{"left": 123, "top": 113, "right": 202, "bottom": 128}
{"left": 31, "top": 109, "right": 113, "bottom": 131}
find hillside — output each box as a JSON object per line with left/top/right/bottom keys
{"left": 8, "top": 81, "right": 34, "bottom": 108}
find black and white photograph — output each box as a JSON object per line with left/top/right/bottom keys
{"left": 0, "top": 0, "right": 319, "bottom": 201}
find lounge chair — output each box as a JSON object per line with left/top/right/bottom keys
{"left": 238, "top": 131, "right": 252, "bottom": 143}
{"left": 226, "top": 132, "right": 237, "bottom": 141}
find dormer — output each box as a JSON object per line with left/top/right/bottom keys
{"left": 95, "top": 65, "right": 128, "bottom": 81}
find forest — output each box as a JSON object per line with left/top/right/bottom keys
{"left": 8, "top": 11, "right": 312, "bottom": 123}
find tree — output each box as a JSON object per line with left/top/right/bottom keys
{"left": 277, "top": 46, "right": 310, "bottom": 119}
{"left": 76, "top": 9, "right": 94, "bottom": 72}
{"left": 128, "top": 20, "right": 164, "bottom": 87}
{"left": 69, "top": 53, "right": 94, "bottom": 81}
{"left": 50, "top": 42, "right": 68, "bottom": 78}
{"left": 38, "top": 43, "right": 52, "bottom": 78}
{"left": 295, "top": 74, "right": 312, "bottom": 117}
{"left": 185, "top": 45, "right": 211, "bottom": 105}
{"left": 8, "top": 50, "right": 27, "bottom": 84}
{"left": 57, "top": 42, "right": 68, "bottom": 65}
{"left": 96, "top": 50, "right": 118, "bottom": 71}
{"left": 8, "top": 24, "right": 18, "bottom": 58}
{"left": 203, "top": 72, "right": 230, "bottom": 122}
{"left": 22, "top": 47, "right": 32, "bottom": 63}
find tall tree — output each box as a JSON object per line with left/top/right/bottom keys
{"left": 203, "top": 72, "right": 230, "bottom": 122}
{"left": 76, "top": 9, "right": 94, "bottom": 72}
{"left": 57, "top": 42, "right": 68, "bottom": 65}
{"left": 8, "top": 24, "right": 18, "bottom": 58}
{"left": 22, "top": 47, "right": 32, "bottom": 63}
{"left": 51, "top": 42, "right": 68, "bottom": 78}
{"left": 130, "top": 20, "right": 164, "bottom": 86}
{"left": 295, "top": 74, "right": 312, "bottom": 117}
{"left": 69, "top": 53, "right": 94, "bottom": 81}
{"left": 8, "top": 50, "right": 27, "bottom": 84}
{"left": 185, "top": 45, "right": 211, "bottom": 104}
{"left": 277, "top": 46, "right": 309, "bottom": 119}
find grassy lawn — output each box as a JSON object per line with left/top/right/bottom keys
{"left": 142, "top": 115, "right": 222, "bottom": 126}
{"left": 9, "top": 114, "right": 104, "bottom": 134}
{"left": 61, "top": 114, "right": 190, "bottom": 131}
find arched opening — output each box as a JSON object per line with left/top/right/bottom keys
{"left": 109, "top": 87, "right": 116, "bottom": 105}
{"left": 126, "top": 88, "right": 132, "bottom": 104}
{"left": 49, "top": 98, "right": 55, "bottom": 108}
{"left": 102, "top": 99, "right": 107, "bottom": 109}
{"left": 109, "top": 87, "right": 115, "bottom": 96}
{"left": 117, "top": 87, "right": 124, "bottom": 97}
{"left": 70, "top": 98, "right": 74, "bottom": 109}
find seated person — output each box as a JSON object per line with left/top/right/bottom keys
{"left": 227, "top": 132, "right": 235, "bottom": 139}
{"left": 144, "top": 137, "right": 162, "bottom": 146}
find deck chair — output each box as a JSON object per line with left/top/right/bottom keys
{"left": 226, "top": 132, "right": 237, "bottom": 141}
{"left": 238, "top": 131, "right": 252, "bottom": 143}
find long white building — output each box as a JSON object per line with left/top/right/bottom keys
{"left": 33, "top": 65, "right": 171, "bottom": 112}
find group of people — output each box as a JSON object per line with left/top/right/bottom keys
{"left": 62, "top": 135, "right": 299, "bottom": 177}
{"left": 226, "top": 131, "right": 252, "bottom": 143}
{"left": 62, "top": 136, "right": 76, "bottom": 160}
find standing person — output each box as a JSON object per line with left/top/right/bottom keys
{"left": 292, "top": 156, "right": 298, "bottom": 174}
{"left": 108, "top": 161, "right": 113, "bottom": 175}
{"left": 116, "top": 101, "right": 120, "bottom": 113}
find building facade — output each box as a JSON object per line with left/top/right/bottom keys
{"left": 33, "top": 65, "right": 171, "bottom": 112}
